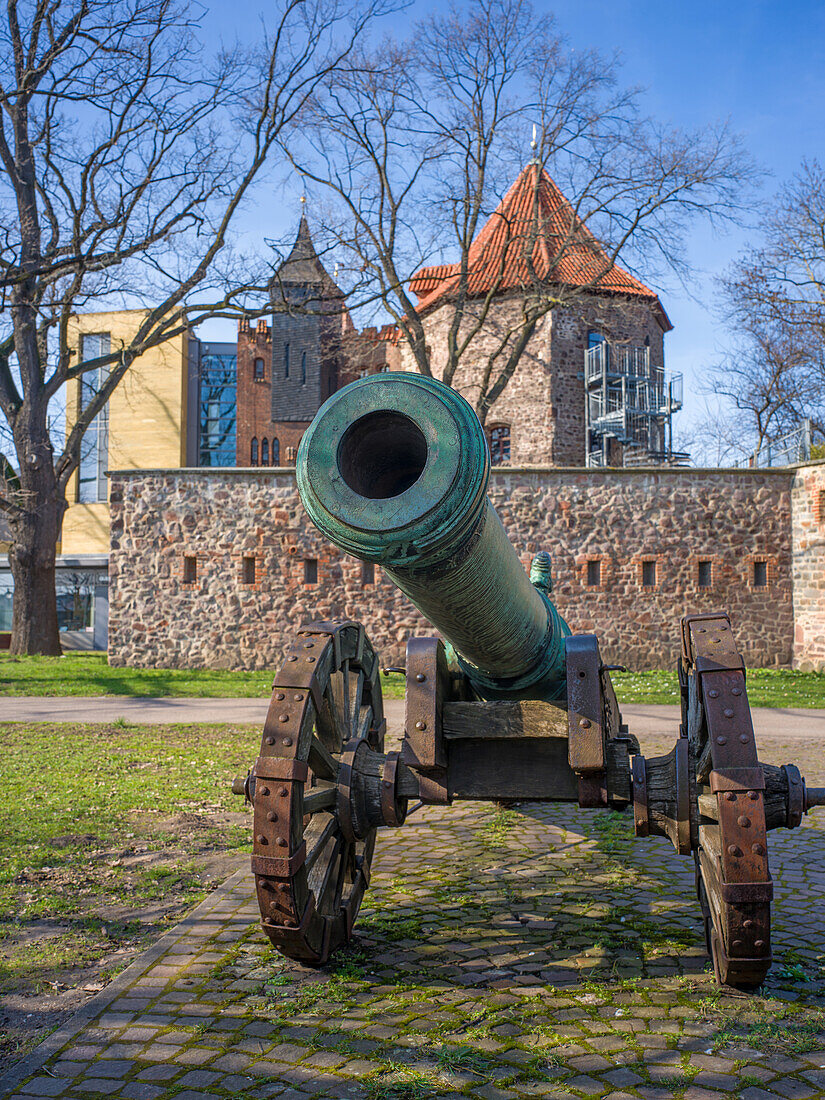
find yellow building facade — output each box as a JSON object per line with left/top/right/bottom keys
{"left": 62, "top": 310, "right": 194, "bottom": 555}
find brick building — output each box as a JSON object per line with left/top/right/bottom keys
{"left": 404, "top": 162, "right": 678, "bottom": 467}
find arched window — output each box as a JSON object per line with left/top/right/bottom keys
{"left": 250, "top": 437, "right": 258, "bottom": 465}
{"left": 272, "top": 437, "right": 280, "bottom": 465}
{"left": 489, "top": 425, "right": 510, "bottom": 466}
{"left": 301, "top": 350, "right": 306, "bottom": 385}
{"left": 261, "top": 437, "right": 269, "bottom": 465}
{"left": 284, "top": 343, "right": 290, "bottom": 378}
{"left": 253, "top": 357, "right": 265, "bottom": 380}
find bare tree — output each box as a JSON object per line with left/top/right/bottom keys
{"left": 709, "top": 160, "right": 825, "bottom": 454}
{"left": 282, "top": 0, "right": 755, "bottom": 426}
{"left": 0, "top": 0, "right": 387, "bottom": 655}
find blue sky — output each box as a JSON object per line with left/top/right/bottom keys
{"left": 200, "top": 0, "right": 825, "bottom": 435}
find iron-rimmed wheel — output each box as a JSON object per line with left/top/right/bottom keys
{"left": 250, "top": 620, "right": 385, "bottom": 965}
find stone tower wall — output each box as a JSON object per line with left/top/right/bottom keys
{"left": 792, "top": 462, "right": 825, "bottom": 670}
{"left": 108, "top": 464, "right": 817, "bottom": 673}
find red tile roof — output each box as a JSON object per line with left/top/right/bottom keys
{"left": 412, "top": 163, "right": 671, "bottom": 328}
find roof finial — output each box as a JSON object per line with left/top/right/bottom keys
{"left": 529, "top": 123, "right": 539, "bottom": 163}
{"left": 300, "top": 193, "right": 306, "bottom": 208}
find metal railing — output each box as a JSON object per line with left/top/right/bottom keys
{"left": 733, "top": 420, "right": 813, "bottom": 469}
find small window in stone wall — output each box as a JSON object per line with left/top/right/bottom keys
{"left": 489, "top": 425, "right": 510, "bottom": 466}
{"left": 698, "top": 560, "right": 712, "bottom": 588}
{"left": 272, "top": 437, "right": 280, "bottom": 465}
{"left": 753, "top": 560, "right": 768, "bottom": 588}
{"left": 242, "top": 556, "right": 256, "bottom": 585}
{"left": 251, "top": 437, "right": 258, "bottom": 465}
{"left": 586, "top": 560, "right": 601, "bottom": 587}
{"left": 362, "top": 561, "right": 374, "bottom": 586}
{"left": 262, "top": 438, "right": 269, "bottom": 465}
{"left": 183, "top": 556, "right": 197, "bottom": 584}
{"left": 304, "top": 558, "right": 318, "bottom": 584}
{"left": 254, "top": 357, "right": 265, "bottom": 381}
{"left": 641, "top": 560, "right": 657, "bottom": 587}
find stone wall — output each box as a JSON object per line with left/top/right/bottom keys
{"left": 108, "top": 464, "right": 810, "bottom": 672}
{"left": 792, "top": 462, "right": 825, "bottom": 670}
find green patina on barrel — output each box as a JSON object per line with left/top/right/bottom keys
{"left": 297, "top": 374, "right": 570, "bottom": 700}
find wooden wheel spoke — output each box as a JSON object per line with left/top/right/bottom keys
{"left": 350, "top": 670, "right": 365, "bottom": 738}
{"left": 303, "top": 786, "right": 337, "bottom": 815}
{"left": 314, "top": 835, "right": 344, "bottom": 907}
{"left": 333, "top": 841, "right": 352, "bottom": 910}
{"left": 355, "top": 704, "right": 372, "bottom": 743}
{"left": 309, "top": 735, "right": 338, "bottom": 780}
{"left": 305, "top": 816, "right": 338, "bottom": 877}
{"left": 330, "top": 661, "right": 350, "bottom": 739}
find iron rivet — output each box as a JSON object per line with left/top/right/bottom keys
{"left": 276, "top": 837, "right": 287, "bottom": 847}
{"left": 283, "top": 737, "right": 293, "bottom": 747}
{"left": 744, "top": 919, "right": 754, "bottom": 930}
{"left": 755, "top": 939, "right": 766, "bottom": 949}
{"left": 257, "top": 834, "right": 267, "bottom": 844}
{"left": 717, "top": 736, "right": 727, "bottom": 745}
{"left": 737, "top": 816, "right": 751, "bottom": 828}
{"left": 294, "top": 693, "right": 304, "bottom": 701}
{"left": 727, "top": 844, "right": 742, "bottom": 857}
{"left": 415, "top": 720, "right": 426, "bottom": 730}
{"left": 275, "top": 692, "right": 285, "bottom": 700}
{"left": 791, "top": 777, "right": 800, "bottom": 785}
{"left": 265, "top": 736, "right": 275, "bottom": 746}
{"left": 416, "top": 673, "right": 426, "bottom": 682}
{"left": 732, "top": 939, "right": 743, "bottom": 949}
{"left": 260, "top": 786, "right": 270, "bottom": 796}
{"left": 748, "top": 790, "right": 759, "bottom": 800}
{"left": 307, "top": 656, "right": 316, "bottom": 663}
{"left": 698, "top": 628, "right": 706, "bottom": 633}
{"left": 304, "top": 643, "right": 314, "bottom": 649}
{"left": 752, "top": 843, "right": 764, "bottom": 855}
{"left": 636, "top": 820, "right": 644, "bottom": 828}
{"left": 279, "top": 714, "right": 289, "bottom": 723}
{"left": 725, "top": 792, "right": 737, "bottom": 802}
{"left": 740, "top": 735, "right": 749, "bottom": 743}
{"left": 708, "top": 690, "right": 719, "bottom": 699}
{"left": 287, "top": 655, "right": 298, "bottom": 662}
{"left": 279, "top": 787, "right": 288, "bottom": 797}
{"left": 719, "top": 625, "right": 727, "bottom": 631}
{"left": 267, "top": 811, "right": 278, "bottom": 822}
{"left": 731, "top": 687, "right": 742, "bottom": 696}
{"left": 580, "top": 718, "right": 591, "bottom": 729}
{"left": 278, "top": 883, "right": 289, "bottom": 893}
{"left": 714, "top": 636, "right": 722, "bottom": 643}
{"left": 724, "top": 708, "right": 734, "bottom": 718}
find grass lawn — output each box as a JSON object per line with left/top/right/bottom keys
{"left": 0, "top": 721, "right": 258, "bottom": 1071}
{"left": 2, "top": 651, "right": 825, "bottom": 707}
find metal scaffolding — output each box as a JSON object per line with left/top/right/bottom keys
{"left": 584, "top": 343, "right": 685, "bottom": 467}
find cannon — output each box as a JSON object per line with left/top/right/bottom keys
{"left": 237, "top": 374, "right": 825, "bottom": 989}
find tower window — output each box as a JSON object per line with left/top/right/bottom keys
{"left": 304, "top": 558, "right": 318, "bottom": 584}
{"left": 272, "top": 437, "right": 280, "bottom": 465}
{"left": 301, "top": 351, "right": 306, "bottom": 385}
{"left": 261, "top": 438, "right": 269, "bottom": 465}
{"left": 183, "top": 556, "right": 197, "bottom": 584}
{"left": 753, "top": 560, "right": 768, "bottom": 587}
{"left": 641, "top": 560, "right": 657, "bottom": 587}
{"left": 586, "top": 560, "right": 601, "bottom": 587}
{"left": 489, "top": 425, "right": 510, "bottom": 466}
{"left": 251, "top": 437, "right": 258, "bottom": 465}
{"left": 284, "top": 343, "right": 290, "bottom": 379}
{"left": 253, "top": 357, "right": 265, "bottom": 381}
{"left": 698, "top": 560, "right": 712, "bottom": 588}
{"left": 242, "top": 556, "right": 256, "bottom": 585}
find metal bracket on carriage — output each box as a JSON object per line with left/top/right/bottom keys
{"left": 400, "top": 635, "right": 450, "bottom": 804}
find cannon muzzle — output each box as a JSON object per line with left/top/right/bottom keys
{"left": 296, "top": 374, "right": 569, "bottom": 700}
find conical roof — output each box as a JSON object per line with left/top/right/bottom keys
{"left": 274, "top": 213, "right": 339, "bottom": 291}
{"left": 411, "top": 163, "right": 670, "bottom": 328}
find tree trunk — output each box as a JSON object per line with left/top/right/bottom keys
{"left": 8, "top": 449, "right": 66, "bottom": 656}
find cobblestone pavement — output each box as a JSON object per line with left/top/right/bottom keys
{"left": 4, "top": 725, "right": 825, "bottom": 1100}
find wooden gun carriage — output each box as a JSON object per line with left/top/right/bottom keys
{"left": 236, "top": 374, "right": 824, "bottom": 989}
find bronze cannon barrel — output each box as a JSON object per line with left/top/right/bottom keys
{"left": 296, "top": 373, "right": 570, "bottom": 699}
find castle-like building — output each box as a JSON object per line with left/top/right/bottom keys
{"left": 232, "top": 163, "right": 683, "bottom": 473}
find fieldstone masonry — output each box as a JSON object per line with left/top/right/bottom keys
{"left": 108, "top": 461, "right": 825, "bottom": 671}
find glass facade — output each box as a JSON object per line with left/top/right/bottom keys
{"left": 56, "top": 572, "right": 95, "bottom": 632}
{"left": 77, "top": 332, "right": 110, "bottom": 502}
{"left": 198, "top": 345, "right": 237, "bottom": 466}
